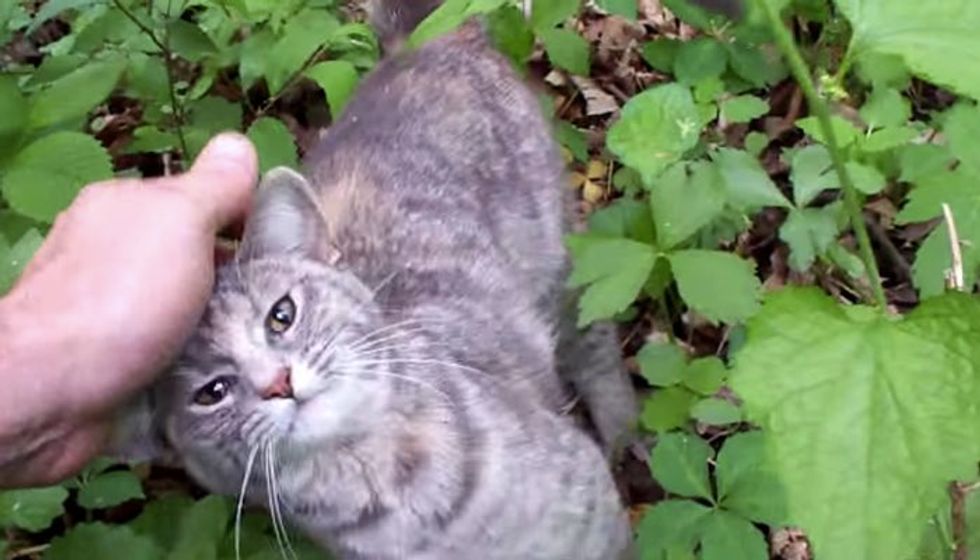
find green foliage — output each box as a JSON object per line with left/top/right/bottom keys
{"left": 0, "top": 487, "right": 68, "bottom": 532}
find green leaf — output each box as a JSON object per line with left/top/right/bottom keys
{"left": 166, "top": 496, "right": 232, "bottom": 560}
{"left": 28, "top": 0, "right": 99, "bottom": 33}
{"left": 45, "top": 523, "right": 162, "bottom": 560}
{"left": 731, "top": 288, "right": 980, "bottom": 560}
{"left": 641, "top": 387, "right": 698, "bottom": 433}
{"left": 539, "top": 28, "right": 591, "bottom": 75}
{"left": 487, "top": 5, "right": 535, "bottom": 64}
{"left": 650, "top": 432, "right": 714, "bottom": 501}
{"left": 27, "top": 55, "right": 126, "bottom": 131}
{"left": 554, "top": 120, "right": 589, "bottom": 162}
{"left": 859, "top": 87, "right": 910, "bottom": 129}
{"left": 636, "top": 342, "right": 687, "bottom": 387}
{"left": 531, "top": 0, "right": 581, "bottom": 30}
{"left": 586, "top": 198, "right": 655, "bottom": 243}
{"left": 683, "top": 356, "right": 727, "bottom": 395}
{"left": 239, "top": 29, "right": 277, "bottom": 89}
{"left": 642, "top": 39, "right": 681, "bottom": 73}
{"left": 727, "top": 41, "right": 784, "bottom": 87}
{"left": 130, "top": 494, "right": 195, "bottom": 550}
{"left": 899, "top": 144, "right": 953, "bottom": 185}
{"left": 0, "top": 75, "right": 27, "bottom": 148}
{"left": 306, "top": 60, "right": 360, "bottom": 117}
{"left": 77, "top": 470, "right": 144, "bottom": 510}
{"left": 247, "top": 117, "right": 299, "bottom": 174}
{"left": 0, "top": 229, "right": 43, "bottom": 295}
{"left": 835, "top": 0, "right": 980, "bottom": 101}
{"left": 266, "top": 9, "right": 340, "bottom": 95}
{"left": 0, "top": 487, "right": 68, "bottom": 532}
{"left": 690, "top": 398, "right": 742, "bottom": 425}
{"left": 845, "top": 161, "right": 886, "bottom": 195}
{"left": 597, "top": 0, "right": 636, "bottom": 19}
{"left": 789, "top": 144, "right": 836, "bottom": 207}
{"left": 779, "top": 206, "right": 839, "bottom": 271}
{"left": 715, "top": 432, "right": 788, "bottom": 525}
{"left": 860, "top": 126, "right": 917, "bottom": 153}
{"left": 669, "top": 250, "right": 761, "bottom": 324}
{"left": 942, "top": 103, "right": 980, "bottom": 175}
{"left": 797, "top": 115, "right": 860, "bottom": 149}
{"left": 714, "top": 148, "right": 791, "bottom": 210}
{"left": 167, "top": 20, "right": 218, "bottom": 62}
{"left": 1, "top": 132, "right": 113, "bottom": 223}
{"left": 649, "top": 162, "right": 726, "bottom": 249}
{"left": 635, "top": 499, "right": 712, "bottom": 555}
{"left": 126, "top": 127, "right": 179, "bottom": 154}
{"left": 607, "top": 84, "right": 702, "bottom": 185}
{"left": 720, "top": 95, "right": 769, "bottom": 123}
{"left": 409, "top": 0, "right": 506, "bottom": 46}
{"left": 673, "top": 37, "right": 728, "bottom": 85}
{"left": 699, "top": 510, "right": 768, "bottom": 560}
{"left": 566, "top": 236, "right": 657, "bottom": 325}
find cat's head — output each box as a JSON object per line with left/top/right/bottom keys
{"left": 113, "top": 168, "right": 396, "bottom": 494}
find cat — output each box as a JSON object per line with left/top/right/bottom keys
{"left": 117, "top": 1, "right": 636, "bottom": 558}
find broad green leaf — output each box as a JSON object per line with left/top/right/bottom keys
{"left": 860, "top": 126, "right": 917, "bottom": 153}
{"left": 699, "top": 510, "right": 768, "bottom": 560}
{"left": 0, "top": 229, "right": 43, "bottom": 294}
{"left": 45, "top": 523, "right": 162, "bottom": 560}
{"left": 167, "top": 20, "right": 218, "bottom": 63}
{"left": 409, "top": 0, "right": 506, "bottom": 46}
{"left": 797, "top": 115, "right": 860, "bottom": 149}
{"left": 835, "top": 0, "right": 980, "bottom": 101}
{"left": 597, "top": 0, "right": 636, "bottom": 19}
{"left": 899, "top": 144, "right": 953, "bottom": 185}
{"left": 912, "top": 219, "right": 978, "bottom": 298}
{"left": 727, "top": 41, "right": 784, "bottom": 87}
{"left": 690, "top": 398, "right": 742, "bottom": 425}
{"left": 553, "top": 121, "right": 589, "bottom": 162}
{"left": 714, "top": 148, "right": 790, "bottom": 210}
{"left": 650, "top": 432, "right": 714, "bottom": 501}
{"left": 239, "top": 29, "right": 277, "bottom": 89}
{"left": 0, "top": 211, "right": 40, "bottom": 246}
{"left": 859, "top": 87, "right": 909, "bottom": 129}
{"left": 0, "top": 487, "right": 68, "bottom": 532}
{"left": 167, "top": 496, "right": 232, "bottom": 560}
{"left": 566, "top": 236, "right": 657, "bottom": 325}
{"left": 855, "top": 51, "right": 910, "bottom": 89}
{"left": 487, "top": 5, "right": 535, "bottom": 64}
{"left": 720, "top": 95, "right": 769, "bottom": 123}
{"left": 0, "top": 75, "right": 27, "bottom": 149}
{"left": 586, "top": 198, "right": 655, "bottom": 243}
{"left": 635, "top": 499, "right": 712, "bottom": 555}
{"left": 641, "top": 387, "right": 698, "bottom": 433}
{"left": 715, "top": 431, "right": 788, "bottom": 525}
{"left": 642, "top": 39, "right": 681, "bottom": 73}
{"left": 306, "top": 60, "right": 360, "bottom": 117}
{"left": 636, "top": 342, "right": 687, "bottom": 387}
{"left": 27, "top": 55, "right": 126, "bottom": 131}
{"left": 531, "top": 0, "right": 580, "bottom": 30}
{"left": 266, "top": 9, "right": 340, "bottom": 94}
{"left": 731, "top": 288, "right": 980, "bottom": 560}
{"left": 77, "top": 470, "right": 145, "bottom": 510}
{"left": 1, "top": 132, "right": 113, "bottom": 223}
{"left": 789, "top": 144, "right": 835, "bottom": 207}
{"left": 27, "top": 0, "right": 99, "bottom": 33}
{"left": 779, "top": 206, "right": 839, "bottom": 271}
{"left": 942, "top": 103, "right": 980, "bottom": 174}
{"left": 130, "top": 494, "right": 195, "bottom": 550}
{"left": 126, "top": 127, "right": 179, "bottom": 154}
{"left": 673, "top": 37, "right": 728, "bottom": 85}
{"left": 669, "top": 250, "right": 761, "bottom": 324}
{"left": 846, "top": 161, "right": 886, "bottom": 194}
{"left": 607, "top": 84, "right": 702, "bottom": 185}
{"left": 539, "top": 28, "right": 591, "bottom": 75}
{"left": 649, "top": 162, "right": 726, "bottom": 249}
{"left": 247, "top": 117, "right": 299, "bottom": 174}
{"left": 683, "top": 356, "right": 726, "bottom": 396}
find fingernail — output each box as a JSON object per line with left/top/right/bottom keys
{"left": 204, "top": 132, "right": 254, "bottom": 159}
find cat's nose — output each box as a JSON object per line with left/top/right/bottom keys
{"left": 260, "top": 367, "right": 293, "bottom": 400}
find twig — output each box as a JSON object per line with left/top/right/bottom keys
{"left": 942, "top": 203, "right": 965, "bottom": 291}
{"left": 951, "top": 481, "right": 970, "bottom": 560}
{"left": 755, "top": 0, "right": 888, "bottom": 310}
{"left": 255, "top": 45, "right": 329, "bottom": 118}
{"left": 8, "top": 544, "right": 50, "bottom": 559}
{"left": 864, "top": 214, "right": 911, "bottom": 283}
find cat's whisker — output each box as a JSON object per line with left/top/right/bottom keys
{"left": 343, "top": 357, "right": 485, "bottom": 376}
{"left": 263, "top": 442, "right": 290, "bottom": 560}
{"left": 345, "top": 326, "right": 436, "bottom": 355}
{"left": 343, "top": 317, "right": 442, "bottom": 351}
{"left": 269, "top": 440, "right": 299, "bottom": 560}
{"left": 235, "top": 445, "right": 261, "bottom": 560}
{"left": 331, "top": 368, "right": 455, "bottom": 410}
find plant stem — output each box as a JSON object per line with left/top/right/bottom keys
{"left": 755, "top": 0, "right": 887, "bottom": 309}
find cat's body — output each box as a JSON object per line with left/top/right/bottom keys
{"left": 131, "top": 3, "right": 635, "bottom": 558}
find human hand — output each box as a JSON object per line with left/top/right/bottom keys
{"left": 0, "top": 133, "right": 257, "bottom": 487}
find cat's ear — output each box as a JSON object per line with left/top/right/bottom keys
{"left": 107, "top": 389, "right": 177, "bottom": 467}
{"left": 239, "top": 167, "right": 328, "bottom": 261}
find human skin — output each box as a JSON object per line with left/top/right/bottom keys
{"left": 0, "top": 133, "right": 257, "bottom": 488}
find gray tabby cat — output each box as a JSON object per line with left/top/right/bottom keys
{"left": 122, "top": 2, "right": 636, "bottom": 558}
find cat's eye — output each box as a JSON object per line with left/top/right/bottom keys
{"left": 266, "top": 295, "right": 296, "bottom": 335}
{"left": 193, "top": 376, "right": 236, "bottom": 406}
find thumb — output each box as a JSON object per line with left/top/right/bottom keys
{"left": 179, "top": 132, "right": 259, "bottom": 231}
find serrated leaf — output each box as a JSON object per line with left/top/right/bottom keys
{"left": 690, "top": 398, "right": 742, "bottom": 425}
{"left": 636, "top": 342, "right": 687, "bottom": 387}
{"left": 305, "top": 60, "right": 359, "bottom": 117}
{"left": 779, "top": 206, "right": 839, "bottom": 271}
{"left": 77, "top": 471, "right": 144, "bottom": 510}
{"left": 607, "top": 84, "right": 702, "bottom": 185}
{"left": 650, "top": 432, "right": 714, "bottom": 500}
{"left": 859, "top": 87, "right": 909, "bottom": 129}
{"left": 45, "top": 523, "right": 162, "bottom": 560}
{"left": 899, "top": 144, "right": 953, "bottom": 185}
{"left": 531, "top": 0, "right": 581, "bottom": 30}
{"left": 669, "top": 250, "right": 761, "bottom": 324}
{"left": 239, "top": 29, "right": 276, "bottom": 89}
{"left": 942, "top": 103, "right": 980, "bottom": 175}
{"left": 27, "top": 55, "right": 126, "bottom": 131}
{"left": 167, "top": 20, "right": 217, "bottom": 63}
{"left": 540, "top": 27, "right": 591, "bottom": 75}
{"left": 0, "top": 487, "right": 68, "bottom": 532}
{"left": 649, "top": 162, "right": 726, "bottom": 249}
{"left": 714, "top": 148, "right": 790, "bottom": 210}
{"left": 683, "top": 356, "right": 726, "bottom": 395}
{"left": 566, "top": 235, "right": 657, "bottom": 325}
{"left": 720, "top": 95, "right": 769, "bottom": 123}
{"left": 846, "top": 161, "right": 886, "bottom": 194}
{"left": 797, "top": 115, "right": 860, "bottom": 149}
{"left": 1, "top": 132, "right": 113, "bottom": 223}
{"left": 790, "top": 144, "right": 836, "bottom": 207}
{"left": 641, "top": 386, "right": 698, "bottom": 433}
{"left": 635, "top": 499, "right": 712, "bottom": 555}
{"left": 266, "top": 9, "right": 340, "bottom": 94}
{"left": 714, "top": 431, "right": 788, "bottom": 525}
{"left": 247, "top": 117, "right": 299, "bottom": 174}
{"left": 642, "top": 38, "right": 681, "bottom": 73}
{"left": 731, "top": 288, "right": 980, "bottom": 560}
{"left": 586, "top": 198, "right": 655, "bottom": 243}
{"left": 836, "top": 0, "right": 980, "bottom": 101}
{"left": 126, "top": 127, "right": 178, "bottom": 154}
{"left": 700, "top": 510, "right": 768, "bottom": 560}
{"left": 861, "top": 126, "right": 917, "bottom": 153}
{"left": 673, "top": 37, "right": 728, "bottom": 85}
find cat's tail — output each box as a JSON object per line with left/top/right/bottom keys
{"left": 368, "top": 0, "right": 443, "bottom": 52}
